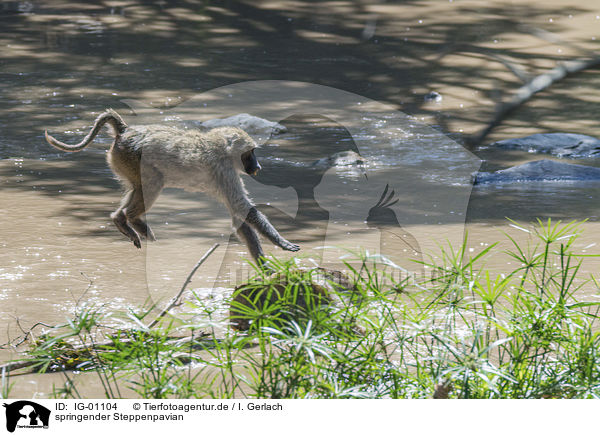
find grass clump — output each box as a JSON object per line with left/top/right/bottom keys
{"left": 5, "top": 219, "right": 600, "bottom": 398}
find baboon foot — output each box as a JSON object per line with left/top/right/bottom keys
{"left": 145, "top": 229, "right": 157, "bottom": 242}
{"left": 131, "top": 236, "right": 141, "bottom": 249}
{"left": 131, "top": 219, "right": 157, "bottom": 242}
{"left": 111, "top": 210, "right": 142, "bottom": 249}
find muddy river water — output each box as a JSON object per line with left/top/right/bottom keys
{"left": 1, "top": 0, "right": 600, "bottom": 397}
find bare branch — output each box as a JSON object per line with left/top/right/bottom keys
{"left": 468, "top": 57, "right": 600, "bottom": 147}
{"left": 147, "top": 243, "right": 219, "bottom": 328}
{"left": 486, "top": 53, "right": 531, "bottom": 83}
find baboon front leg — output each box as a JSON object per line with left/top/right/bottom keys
{"left": 236, "top": 221, "right": 266, "bottom": 263}
{"left": 236, "top": 221, "right": 276, "bottom": 270}
{"left": 246, "top": 207, "right": 300, "bottom": 252}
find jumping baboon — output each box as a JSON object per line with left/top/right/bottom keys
{"left": 45, "top": 109, "right": 300, "bottom": 263}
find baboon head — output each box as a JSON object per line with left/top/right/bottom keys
{"left": 228, "top": 129, "right": 261, "bottom": 176}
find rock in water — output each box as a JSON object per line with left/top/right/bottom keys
{"left": 490, "top": 133, "right": 600, "bottom": 158}
{"left": 312, "top": 151, "right": 366, "bottom": 168}
{"left": 229, "top": 268, "right": 356, "bottom": 331}
{"left": 201, "top": 113, "right": 287, "bottom": 135}
{"left": 423, "top": 91, "right": 443, "bottom": 103}
{"left": 474, "top": 159, "right": 600, "bottom": 184}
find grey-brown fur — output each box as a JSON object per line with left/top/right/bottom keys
{"left": 45, "top": 110, "right": 299, "bottom": 263}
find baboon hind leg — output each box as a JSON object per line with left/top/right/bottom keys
{"left": 111, "top": 189, "right": 143, "bottom": 248}
{"left": 111, "top": 176, "right": 163, "bottom": 248}
{"left": 126, "top": 190, "right": 156, "bottom": 242}
{"left": 127, "top": 176, "right": 163, "bottom": 242}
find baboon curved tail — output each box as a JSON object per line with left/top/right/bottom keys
{"left": 45, "top": 109, "right": 128, "bottom": 152}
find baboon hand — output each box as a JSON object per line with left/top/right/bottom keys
{"left": 281, "top": 241, "right": 300, "bottom": 252}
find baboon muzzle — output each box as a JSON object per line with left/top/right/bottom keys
{"left": 242, "top": 149, "right": 261, "bottom": 176}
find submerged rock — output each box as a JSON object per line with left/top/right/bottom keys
{"left": 423, "top": 91, "right": 443, "bottom": 103}
{"left": 490, "top": 133, "right": 600, "bottom": 158}
{"left": 474, "top": 159, "right": 600, "bottom": 185}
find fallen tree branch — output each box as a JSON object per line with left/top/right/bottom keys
{"left": 147, "top": 243, "right": 219, "bottom": 328}
{"left": 0, "top": 244, "right": 222, "bottom": 376}
{"left": 0, "top": 360, "right": 36, "bottom": 375}
{"left": 1, "top": 321, "right": 54, "bottom": 350}
{"left": 0, "top": 333, "right": 215, "bottom": 376}
{"left": 479, "top": 52, "right": 531, "bottom": 83}
{"left": 468, "top": 57, "right": 600, "bottom": 147}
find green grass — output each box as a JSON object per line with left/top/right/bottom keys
{"left": 5, "top": 219, "right": 600, "bottom": 398}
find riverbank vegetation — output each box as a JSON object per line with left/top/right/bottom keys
{"left": 2, "top": 219, "right": 599, "bottom": 399}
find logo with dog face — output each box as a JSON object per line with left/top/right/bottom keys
{"left": 2, "top": 401, "right": 50, "bottom": 432}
